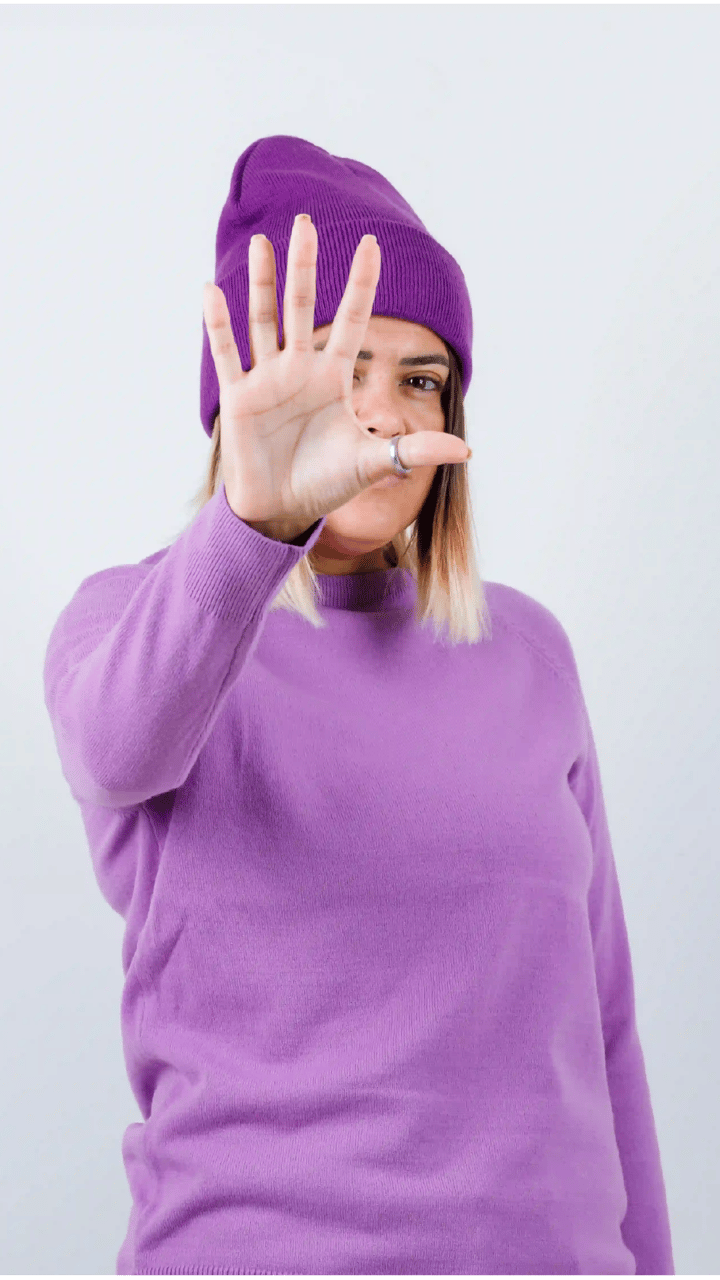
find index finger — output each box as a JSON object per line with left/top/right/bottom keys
{"left": 321, "top": 236, "right": 380, "bottom": 369}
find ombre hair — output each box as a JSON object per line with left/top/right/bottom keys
{"left": 181, "top": 340, "right": 492, "bottom": 646}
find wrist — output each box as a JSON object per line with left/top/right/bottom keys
{"left": 247, "top": 519, "right": 310, "bottom": 544}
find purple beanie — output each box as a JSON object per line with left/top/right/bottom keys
{"left": 200, "top": 135, "right": 473, "bottom": 438}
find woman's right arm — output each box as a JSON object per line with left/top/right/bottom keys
{"left": 44, "top": 212, "right": 469, "bottom": 811}
{"left": 43, "top": 484, "right": 324, "bottom": 809}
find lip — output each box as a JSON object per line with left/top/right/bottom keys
{"left": 371, "top": 475, "right": 410, "bottom": 490}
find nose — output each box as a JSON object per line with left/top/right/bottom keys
{"left": 353, "top": 384, "right": 406, "bottom": 442}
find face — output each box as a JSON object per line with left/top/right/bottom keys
{"left": 308, "top": 315, "right": 451, "bottom": 575}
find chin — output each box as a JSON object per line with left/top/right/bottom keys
{"left": 318, "top": 520, "right": 398, "bottom": 556}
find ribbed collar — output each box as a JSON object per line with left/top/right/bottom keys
{"left": 315, "top": 565, "right": 416, "bottom": 612}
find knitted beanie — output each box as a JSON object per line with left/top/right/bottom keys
{"left": 200, "top": 135, "right": 473, "bottom": 438}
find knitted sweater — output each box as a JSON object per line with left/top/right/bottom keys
{"left": 43, "top": 481, "right": 674, "bottom": 1276}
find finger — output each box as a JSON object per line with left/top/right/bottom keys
{"left": 247, "top": 234, "right": 280, "bottom": 367}
{"left": 367, "top": 430, "right": 471, "bottom": 480}
{"left": 322, "top": 236, "right": 380, "bottom": 375}
{"left": 203, "top": 282, "right": 245, "bottom": 391}
{"left": 282, "top": 215, "right": 318, "bottom": 354}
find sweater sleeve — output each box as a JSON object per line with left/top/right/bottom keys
{"left": 568, "top": 696, "right": 675, "bottom": 1275}
{"left": 43, "top": 483, "right": 326, "bottom": 810}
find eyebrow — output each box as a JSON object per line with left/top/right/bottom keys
{"left": 313, "top": 341, "right": 449, "bottom": 370}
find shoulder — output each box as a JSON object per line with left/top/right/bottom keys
{"left": 483, "top": 580, "right": 581, "bottom": 696}
{"left": 59, "top": 546, "right": 170, "bottom": 623}
{"left": 80, "top": 545, "right": 168, "bottom": 590}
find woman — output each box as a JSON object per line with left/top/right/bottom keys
{"left": 43, "top": 135, "right": 674, "bottom": 1276}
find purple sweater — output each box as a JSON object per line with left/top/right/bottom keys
{"left": 43, "top": 482, "right": 674, "bottom": 1276}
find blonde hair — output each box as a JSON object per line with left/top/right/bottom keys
{"left": 181, "top": 342, "right": 492, "bottom": 646}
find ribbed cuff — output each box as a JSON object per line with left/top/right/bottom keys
{"left": 183, "top": 482, "right": 326, "bottom": 624}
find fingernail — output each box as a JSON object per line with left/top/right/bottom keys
{"left": 466, "top": 448, "right": 473, "bottom": 459}
{"left": 295, "top": 213, "right": 311, "bottom": 223}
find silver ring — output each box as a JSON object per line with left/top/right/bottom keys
{"left": 389, "top": 435, "right": 412, "bottom": 476}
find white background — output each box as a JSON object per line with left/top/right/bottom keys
{"left": 1, "top": 3, "right": 717, "bottom": 1274}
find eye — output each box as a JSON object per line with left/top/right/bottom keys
{"left": 352, "top": 373, "right": 443, "bottom": 392}
{"left": 406, "top": 376, "right": 443, "bottom": 392}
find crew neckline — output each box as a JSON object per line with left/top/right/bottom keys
{"left": 314, "top": 565, "right": 416, "bottom": 612}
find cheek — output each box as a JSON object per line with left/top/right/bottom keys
{"left": 419, "top": 464, "right": 439, "bottom": 490}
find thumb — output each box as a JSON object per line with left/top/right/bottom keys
{"left": 366, "top": 432, "right": 472, "bottom": 484}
